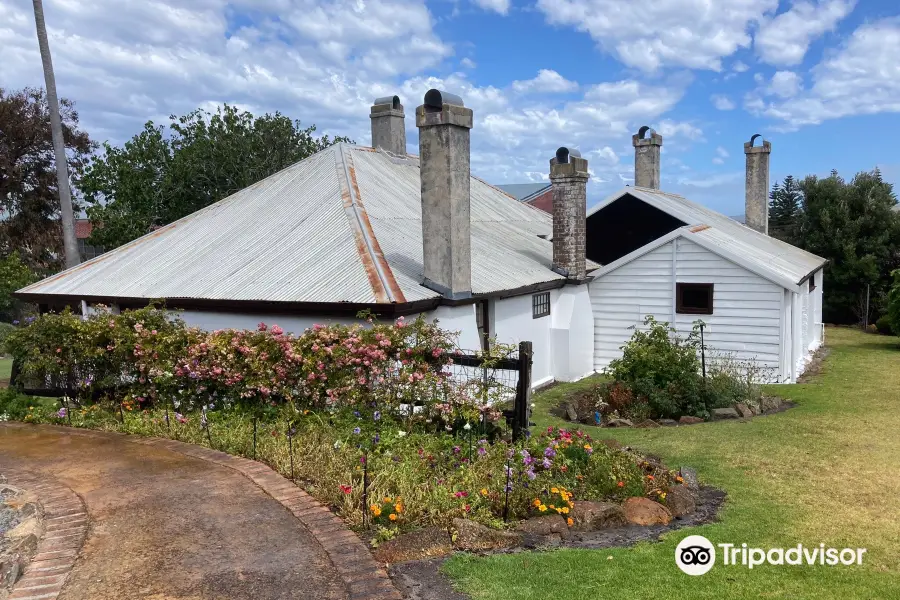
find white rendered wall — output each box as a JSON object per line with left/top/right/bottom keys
{"left": 550, "top": 285, "right": 594, "bottom": 382}
{"left": 492, "top": 291, "right": 557, "bottom": 387}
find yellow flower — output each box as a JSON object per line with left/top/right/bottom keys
{"left": 555, "top": 508, "right": 563, "bottom": 514}
{"left": 660, "top": 492, "right": 667, "bottom": 500}
{"left": 370, "top": 504, "right": 379, "bottom": 512}
{"left": 374, "top": 508, "right": 382, "bottom": 516}
{"left": 551, "top": 487, "right": 559, "bottom": 494}
{"left": 583, "top": 444, "right": 592, "bottom": 451}
{"left": 533, "top": 498, "right": 542, "bottom": 507}
{"left": 389, "top": 513, "right": 397, "bottom": 521}
{"left": 395, "top": 503, "right": 403, "bottom": 514}
{"left": 384, "top": 496, "right": 393, "bottom": 503}
{"left": 566, "top": 518, "right": 574, "bottom": 527}
{"left": 549, "top": 504, "right": 555, "bottom": 509}
{"left": 538, "top": 504, "right": 547, "bottom": 512}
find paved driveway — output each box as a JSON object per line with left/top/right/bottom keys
{"left": 0, "top": 425, "right": 347, "bottom": 600}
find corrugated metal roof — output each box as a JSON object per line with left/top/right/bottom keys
{"left": 496, "top": 183, "right": 551, "bottom": 202}
{"left": 21, "top": 144, "right": 585, "bottom": 304}
{"left": 587, "top": 186, "right": 827, "bottom": 286}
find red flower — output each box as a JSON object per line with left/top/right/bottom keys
{"left": 617, "top": 481, "right": 625, "bottom": 488}
{"left": 339, "top": 484, "right": 352, "bottom": 494}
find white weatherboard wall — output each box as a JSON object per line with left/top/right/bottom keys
{"left": 673, "top": 238, "right": 783, "bottom": 381}
{"left": 590, "top": 237, "right": 785, "bottom": 382}
{"left": 590, "top": 242, "right": 674, "bottom": 370}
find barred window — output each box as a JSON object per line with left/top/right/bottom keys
{"left": 676, "top": 283, "right": 714, "bottom": 315}
{"left": 532, "top": 292, "right": 550, "bottom": 319}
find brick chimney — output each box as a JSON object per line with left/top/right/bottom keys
{"left": 416, "top": 89, "right": 473, "bottom": 299}
{"left": 550, "top": 147, "right": 589, "bottom": 281}
{"left": 370, "top": 95, "right": 406, "bottom": 155}
{"left": 744, "top": 134, "right": 771, "bottom": 234}
{"left": 632, "top": 125, "right": 662, "bottom": 189}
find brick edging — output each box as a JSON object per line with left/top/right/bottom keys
{"left": 3, "top": 468, "right": 88, "bottom": 600}
{"left": 2, "top": 424, "right": 402, "bottom": 600}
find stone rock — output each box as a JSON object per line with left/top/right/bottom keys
{"left": 760, "top": 396, "right": 782, "bottom": 413}
{"left": 734, "top": 403, "right": 754, "bottom": 419}
{"left": 515, "top": 514, "right": 570, "bottom": 540}
{"left": 563, "top": 402, "right": 578, "bottom": 422}
{"left": 373, "top": 527, "right": 453, "bottom": 564}
{"left": 679, "top": 467, "right": 700, "bottom": 491}
{"left": 658, "top": 419, "right": 678, "bottom": 426}
{"left": 570, "top": 501, "right": 627, "bottom": 531}
{"left": 598, "top": 438, "right": 623, "bottom": 450}
{"left": 635, "top": 419, "right": 660, "bottom": 428}
{"left": 622, "top": 497, "right": 672, "bottom": 526}
{"left": 605, "top": 418, "right": 633, "bottom": 428}
{"left": 451, "top": 518, "right": 522, "bottom": 552}
{"left": 679, "top": 415, "right": 704, "bottom": 425}
{"left": 711, "top": 407, "right": 740, "bottom": 420}
{"left": 664, "top": 486, "right": 697, "bottom": 518}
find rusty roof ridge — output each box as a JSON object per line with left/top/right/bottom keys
{"left": 337, "top": 145, "right": 399, "bottom": 303}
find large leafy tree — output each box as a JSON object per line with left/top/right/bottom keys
{"left": 768, "top": 175, "right": 802, "bottom": 244}
{"left": 82, "top": 104, "right": 351, "bottom": 250}
{"left": 0, "top": 87, "right": 94, "bottom": 272}
{"left": 796, "top": 169, "right": 900, "bottom": 324}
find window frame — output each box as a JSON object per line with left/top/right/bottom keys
{"left": 532, "top": 292, "right": 551, "bottom": 319}
{"left": 808, "top": 277, "right": 816, "bottom": 293}
{"left": 675, "top": 282, "right": 714, "bottom": 315}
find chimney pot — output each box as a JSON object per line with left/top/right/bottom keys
{"left": 416, "top": 89, "right": 474, "bottom": 299}
{"left": 744, "top": 134, "right": 772, "bottom": 234}
{"left": 550, "top": 146, "right": 589, "bottom": 281}
{"left": 632, "top": 126, "right": 662, "bottom": 189}
{"left": 370, "top": 95, "right": 406, "bottom": 155}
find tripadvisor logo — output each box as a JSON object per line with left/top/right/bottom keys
{"left": 675, "top": 535, "right": 867, "bottom": 575}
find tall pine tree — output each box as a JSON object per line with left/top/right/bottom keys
{"left": 768, "top": 175, "right": 802, "bottom": 243}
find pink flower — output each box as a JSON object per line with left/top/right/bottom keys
{"left": 257, "top": 322, "right": 267, "bottom": 331}
{"left": 271, "top": 325, "right": 283, "bottom": 335}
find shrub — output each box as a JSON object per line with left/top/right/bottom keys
{"left": 605, "top": 316, "right": 708, "bottom": 419}
{"left": 0, "top": 322, "right": 16, "bottom": 355}
{"left": 889, "top": 269, "right": 900, "bottom": 337}
{"left": 875, "top": 315, "right": 894, "bottom": 335}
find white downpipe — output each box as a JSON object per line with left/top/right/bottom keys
{"left": 791, "top": 291, "right": 801, "bottom": 383}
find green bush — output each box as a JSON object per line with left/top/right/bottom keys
{"left": 0, "top": 322, "right": 16, "bottom": 355}
{"left": 887, "top": 270, "right": 900, "bottom": 337}
{"left": 604, "top": 316, "right": 710, "bottom": 419}
{"left": 875, "top": 315, "right": 894, "bottom": 335}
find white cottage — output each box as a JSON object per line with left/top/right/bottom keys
{"left": 16, "top": 91, "right": 825, "bottom": 386}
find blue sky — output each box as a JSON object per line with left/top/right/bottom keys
{"left": 2, "top": 0, "right": 899, "bottom": 215}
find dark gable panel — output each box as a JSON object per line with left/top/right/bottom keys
{"left": 585, "top": 194, "right": 686, "bottom": 266}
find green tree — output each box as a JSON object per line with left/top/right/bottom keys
{"left": 0, "top": 252, "right": 37, "bottom": 322}
{"left": 0, "top": 87, "right": 95, "bottom": 273}
{"left": 888, "top": 269, "right": 900, "bottom": 336}
{"left": 796, "top": 169, "right": 900, "bottom": 324}
{"left": 81, "top": 104, "right": 351, "bottom": 250}
{"left": 768, "top": 175, "right": 802, "bottom": 243}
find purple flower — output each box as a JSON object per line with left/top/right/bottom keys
{"left": 353, "top": 427, "right": 361, "bottom": 435}
{"left": 453, "top": 446, "right": 461, "bottom": 454}
{"left": 477, "top": 447, "right": 487, "bottom": 457}
{"left": 542, "top": 457, "right": 552, "bottom": 469}
{"left": 57, "top": 407, "right": 67, "bottom": 419}
{"left": 12, "top": 320, "right": 19, "bottom": 326}
{"left": 353, "top": 411, "right": 361, "bottom": 418}
{"left": 373, "top": 411, "right": 381, "bottom": 421}
{"left": 543, "top": 447, "right": 556, "bottom": 458}
{"left": 372, "top": 434, "right": 380, "bottom": 444}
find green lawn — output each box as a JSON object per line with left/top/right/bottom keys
{"left": 0, "top": 357, "right": 11, "bottom": 382}
{"left": 444, "top": 327, "right": 900, "bottom": 599}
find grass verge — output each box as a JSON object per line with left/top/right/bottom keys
{"left": 443, "top": 327, "right": 900, "bottom": 599}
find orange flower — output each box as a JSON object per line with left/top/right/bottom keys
{"left": 389, "top": 513, "right": 398, "bottom": 521}
{"left": 617, "top": 481, "right": 625, "bottom": 488}
{"left": 647, "top": 475, "right": 655, "bottom": 480}
{"left": 566, "top": 517, "right": 574, "bottom": 527}
{"left": 533, "top": 498, "right": 542, "bottom": 508}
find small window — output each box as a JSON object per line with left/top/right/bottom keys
{"left": 532, "top": 292, "right": 550, "bottom": 319}
{"left": 676, "top": 283, "right": 714, "bottom": 315}
{"left": 809, "top": 278, "right": 816, "bottom": 293}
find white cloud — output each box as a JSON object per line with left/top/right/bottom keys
{"left": 535, "top": 0, "right": 778, "bottom": 71}
{"left": 657, "top": 119, "right": 704, "bottom": 141}
{"left": 768, "top": 71, "right": 803, "bottom": 98}
{"left": 712, "top": 145, "right": 729, "bottom": 164}
{"left": 0, "top": 0, "right": 694, "bottom": 197}
{"left": 732, "top": 60, "right": 750, "bottom": 72}
{"left": 511, "top": 69, "right": 578, "bottom": 94}
{"left": 711, "top": 94, "right": 736, "bottom": 110}
{"left": 748, "top": 19, "right": 900, "bottom": 128}
{"left": 471, "top": 0, "right": 510, "bottom": 14}
{"left": 755, "top": 0, "right": 856, "bottom": 66}
{"left": 460, "top": 57, "right": 477, "bottom": 69}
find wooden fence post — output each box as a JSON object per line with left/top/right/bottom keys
{"left": 512, "top": 341, "right": 532, "bottom": 442}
